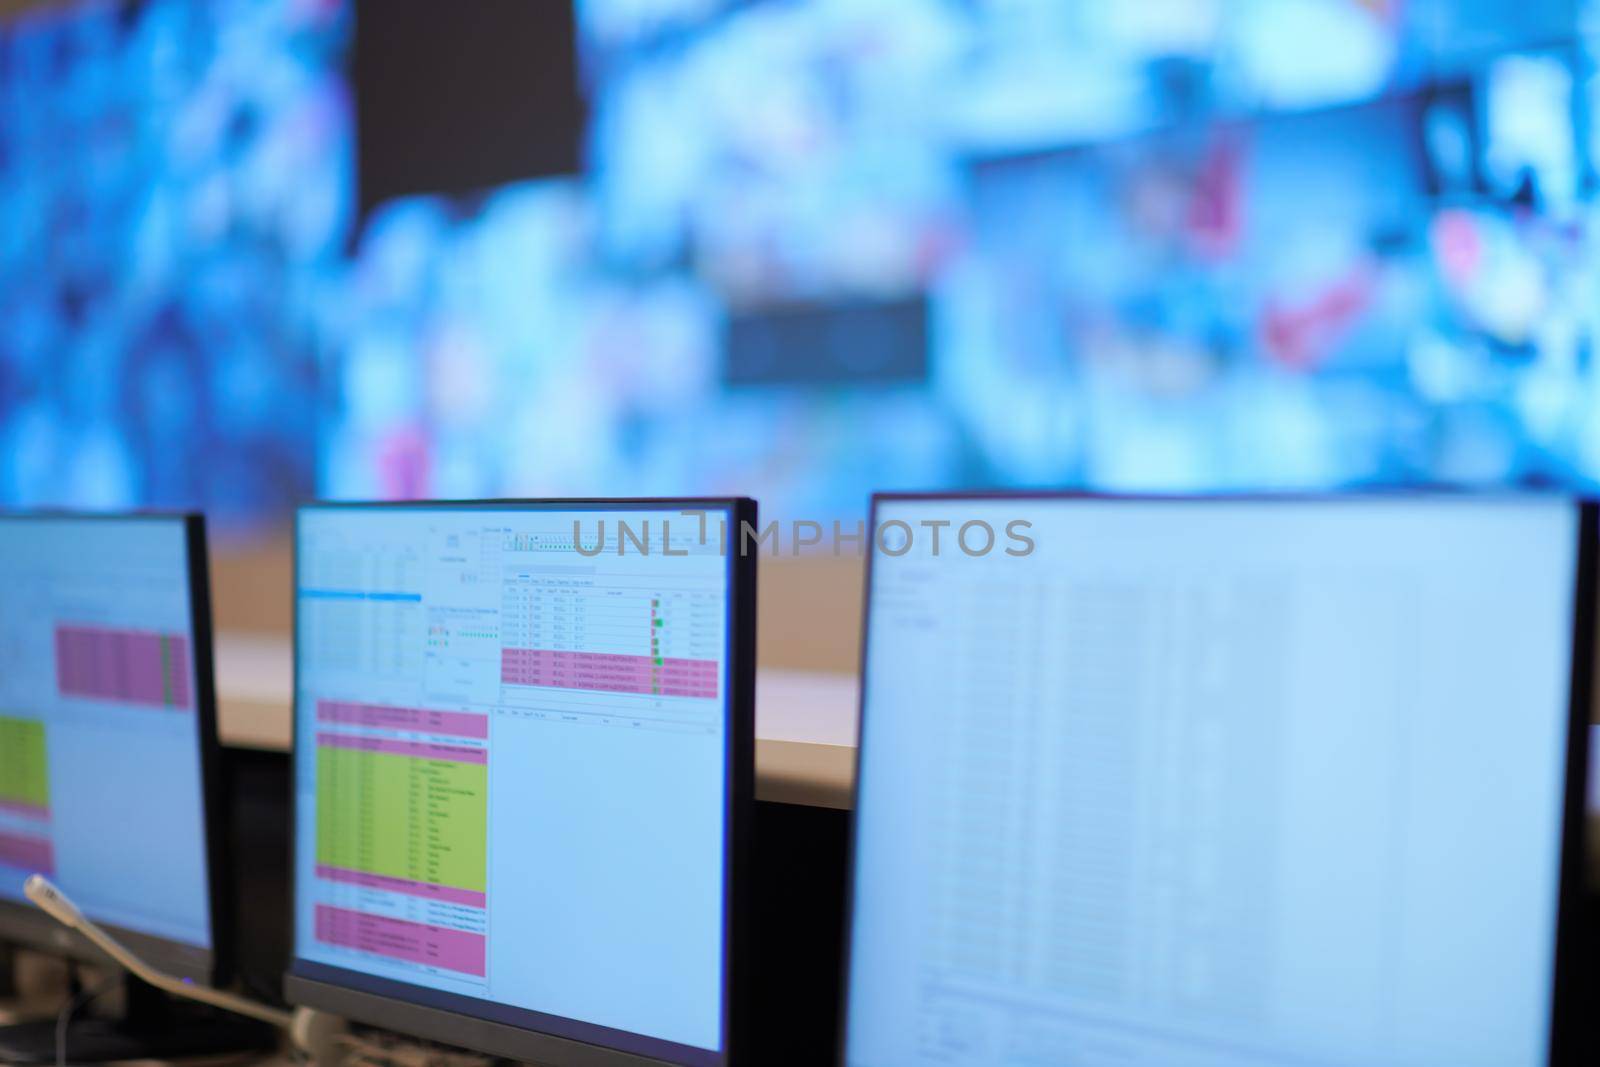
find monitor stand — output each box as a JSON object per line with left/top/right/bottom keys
{"left": 0, "top": 973, "right": 278, "bottom": 1064}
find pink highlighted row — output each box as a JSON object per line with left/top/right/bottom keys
{"left": 317, "top": 700, "right": 488, "bottom": 740}
{"left": 316, "top": 732, "right": 487, "bottom": 765}
{"left": 500, "top": 648, "right": 718, "bottom": 699}
{"left": 0, "top": 831, "right": 54, "bottom": 874}
{"left": 55, "top": 625, "right": 191, "bottom": 709}
{"left": 315, "top": 904, "right": 485, "bottom": 977}
{"left": 316, "top": 864, "right": 486, "bottom": 909}
{"left": 0, "top": 799, "right": 48, "bottom": 822}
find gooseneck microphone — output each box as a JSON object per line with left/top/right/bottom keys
{"left": 23, "top": 875, "right": 292, "bottom": 1029}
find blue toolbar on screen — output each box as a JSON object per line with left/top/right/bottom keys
{"left": 291, "top": 504, "right": 734, "bottom": 1065}
{"left": 848, "top": 496, "right": 1578, "bottom": 1067}
{"left": 0, "top": 517, "right": 211, "bottom": 951}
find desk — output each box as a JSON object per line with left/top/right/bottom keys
{"left": 214, "top": 635, "right": 860, "bottom": 810}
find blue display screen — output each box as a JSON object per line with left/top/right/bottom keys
{"left": 847, "top": 496, "right": 1579, "bottom": 1066}
{"left": 6, "top": 1, "right": 1600, "bottom": 523}
{"left": 291, "top": 503, "right": 736, "bottom": 1064}
{"left": 0, "top": 516, "right": 212, "bottom": 953}
{"left": 0, "top": 0, "right": 350, "bottom": 527}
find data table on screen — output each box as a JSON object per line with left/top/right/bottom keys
{"left": 846, "top": 497, "right": 1582, "bottom": 1067}
{"left": 293, "top": 505, "right": 734, "bottom": 1059}
{"left": 0, "top": 517, "right": 213, "bottom": 953}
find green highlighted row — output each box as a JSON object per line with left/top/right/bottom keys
{"left": 315, "top": 745, "right": 487, "bottom": 894}
{"left": 0, "top": 715, "right": 48, "bottom": 811}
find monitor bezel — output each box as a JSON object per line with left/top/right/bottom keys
{"left": 0, "top": 510, "right": 228, "bottom": 986}
{"left": 838, "top": 490, "right": 1596, "bottom": 1066}
{"left": 284, "top": 497, "right": 757, "bottom": 1067}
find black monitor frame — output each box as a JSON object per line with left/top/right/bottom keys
{"left": 0, "top": 511, "right": 229, "bottom": 986}
{"left": 285, "top": 498, "right": 757, "bottom": 1067}
{"left": 838, "top": 491, "right": 1596, "bottom": 1067}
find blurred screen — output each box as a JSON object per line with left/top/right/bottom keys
{"left": 323, "top": 0, "right": 1600, "bottom": 517}
{"left": 0, "top": 516, "right": 212, "bottom": 968}
{"left": 9, "top": 1, "right": 1600, "bottom": 524}
{"left": 846, "top": 496, "right": 1580, "bottom": 1066}
{"left": 0, "top": 0, "right": 350, "bottom": 528}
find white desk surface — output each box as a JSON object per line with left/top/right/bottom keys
{"left": 214, "top": 634, "right": 860, "bottom": 810}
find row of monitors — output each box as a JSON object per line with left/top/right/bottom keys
{"left": 0, "top": 496, "right": 1592, "bottom": 1065}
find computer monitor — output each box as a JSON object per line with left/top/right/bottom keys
{"left": 843, "top": 494, "right": 1594, "bottom": 1067}
{"left": 0, "top": 513, "right": 225, "bottom": 982}
{"left": 286, "top": 499, "right": 756, "bottom": 1066}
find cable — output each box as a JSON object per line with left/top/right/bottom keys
{"left": 53, "top": 973, "right": 117, "bottom": 1067}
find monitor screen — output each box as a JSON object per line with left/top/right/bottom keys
{"left": 288, "top": 501, "right": 751, "bottom": 1066}
{"left": 845, "top": 495, "right": 1585, "bottom": 1067}
{"left": 0, "top": 514, "right": 215, "bottom": 976}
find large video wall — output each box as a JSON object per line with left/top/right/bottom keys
{"left": 5, "top": 0, "right": 1600, "bottom": 526}
{"left": 0, "top": 0, "right": 349, "bottom": 525}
